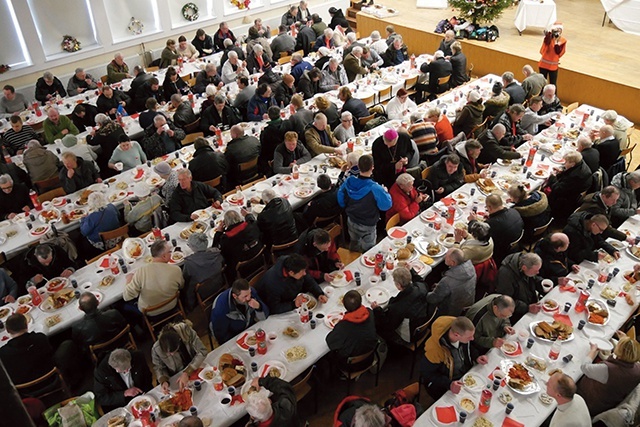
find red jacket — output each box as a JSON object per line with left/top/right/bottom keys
{"left": 386, "top": 183, "right": 420, "bottom": 224}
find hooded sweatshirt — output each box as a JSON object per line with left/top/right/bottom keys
{"left": 455, "top": 141, "right": 486, "bottom": 183}
{"left": 453, "top": 102, "right": 485, "bottom": 136}
{"left": 426, "top": 260, "right": 476, "bottom": 317}
{"left": 611, "top": 172, "right": 639, "bottom": 226}
{"left": 326, "top": 306, "right": 378, "bottom": 360}
{"left": 23, "top": 145, "right": 60, "bottom": 182}
{"left": 337, "top": 175, "right": 392, "bottom": 226}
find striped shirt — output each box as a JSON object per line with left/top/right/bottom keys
{"left": 409, "top": 121, "right": 438, "bottom": 154}
{"left": 2, "top": 125, "right": 38, "bottom": 155}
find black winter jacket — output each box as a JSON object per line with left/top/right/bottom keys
{"left": 257, "top": 197, "right": 298, "bottom": 246}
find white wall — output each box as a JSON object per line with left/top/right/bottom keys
{"left": 2, "top": 0, "right": 349, "bottom": 98}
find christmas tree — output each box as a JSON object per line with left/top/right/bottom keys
{"left": 448, "top": 0, "right": 514, "bottom": 24}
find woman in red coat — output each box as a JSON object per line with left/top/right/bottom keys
{"left": 386, "top": 173, "right": 428, "bottom": 224}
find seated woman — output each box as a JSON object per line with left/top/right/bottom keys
{"left": 507, "top": 184, "right": 551, "bottom": 241}
{"left": 80, "top": 192, "right": 121, "bottom": 252}
{"left": 386, "top": 173, "right": 428, "bottom": 225}
{"left": 152, "top": 322, "right": 207, "bottom": 394}
{"left": 212, "top": 210, "right": 263, "bottom": 282}
{"left": 453, "top": 220, "right": 494, "bottom": 265}
{"left": 546, "top": 151, "right": 592, "bottom": 221}
{"left": 162, "top": 67, "right": 190, "bottom": 102}
{"left": 108, "top": 134, "right": 147, "bottom": 172}
{"left": 578, "top": 334, "right": 640, "bottom": 417}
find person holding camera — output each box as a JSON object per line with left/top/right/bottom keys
{"left": 538, "top": 22, "right": 566, "bottom": 86}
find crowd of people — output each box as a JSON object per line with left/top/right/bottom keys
{"left": 0, "top": 4, "right": 639, "bottom": 427}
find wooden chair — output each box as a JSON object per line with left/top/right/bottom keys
{"left": 86, "top": 245, "right": 121, "bottom": 265}
{"left": 99, "top": 224, "right": 129, "bottom": 249}
{"left": 467, "top": 63, "right": 474, "bottom": 79}
{"left": 34, "top": 176, "right": 62, "bottom": 194}
{"left": 404, "top": 75, "right": 418, "bottom": 92}
{"left": 141, "top": 292, "right": 187, "bottom": 341}
{"left": 238, "top": 157, "right": 260, "bottom": 185}
{"left": 563, "top": 102, "right": 579, "bottom": 115}
{"left": 358, "top": 114, "right": 375, "bottom": 129}
{"left": 397, "top": 308, "right": 439, "bottom": 378}
{"left": 526, "top": 217, "right": 554, "bottom": 251}
{"left": 468, "top": 116, "right": 490, "bottom": 139}
{"left": 339, "top": 342, "right": 380, "bottom": 395}
{"left": 146, "top": 66, "right": 160, "bottom": 72}
{"left": 270, "top": 239, "right": 299, "bottom": 264}
{"left": 293, "top": 50, "right": 304, "bottom": 57}
{"left": 182, "top": 118, "right": 201, "bottom": 135}
{"left": 236, "top": 246, "right": 268, "bottom": 280}
{"left": 100, "top": 75, "right": 108, "bottom": 84}
{"left": 182, "top": 132, "right": 203, "bottom": 146}
{"left": 421, "top": 166, "right": 432, "bottom": 180}
{"left": 89, "top": 324, "right": 137, "bottom": 364}
{"left": 278, "top": 55, "right": 292, "bottom": 65}
{"left": 203, "top": 176, "right": 222, "bottom": 191}
{"left": 248, "top": 269, "right": 266, "bottom": 288}
{"left": 360, "top": 93, "right": 375, "bottom": 108}
{"left": 622, "top": 143, "right": 636, "bottom": 171}
{"left": 196, "top": 277, "right": 228, "bottom": 348}
{"left": 378, "top": 86, "right": 392, "bottom": 105}
{"left": 385, "top": 213, "right": 401, "bottom": 232}
{"left": 240, "top": 176, "right": 266, "bottom": 191}
{"left": 15, "top": 367, "right": 70, "bottom": 401}
{"left": 38, "top": 187, "right": 66, "bottom": 204}
{"left": 292, "top": 365, "right": 318, "bottom": 413}
{"left": 317, "top": 215, "right": 346, "bottom": 243}
{"left": 436, "top": 75, "right": 451, "bottom": 95}
{"left": 187, "top": 77, "right": 197, "bottom": 87}
{"left": 509, "top": 229, "right": 525, "bottom": 252}
{"left": 180, "top": 74, "right": 193, "bottom": 82}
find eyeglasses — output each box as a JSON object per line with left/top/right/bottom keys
{"left": 0, "top": 184, "right": 13, "bottom": 192}
{"left": 341, "top": 118, "right": 352, "bottom": 122}
{"left": 594, "top": 223, "right": 607, "bottom": 233}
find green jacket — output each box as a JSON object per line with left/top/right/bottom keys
{"left": 466, "top": 293, "right": 511, "bottom": 351}
{"left": 43, "top": 115, "right": 79, "bottom": 144}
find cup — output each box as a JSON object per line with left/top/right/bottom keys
{"left": 506, "top": 403, "right": 514, "bottom": 414}
{"left": 249, "top": 346, "right": 256, "bottom": 357}
{"left": 310, "top": 319, "right": 316, "bottom": 329}
{"left": 220, "top": 394, "right": 232, "bottom": 406}
{"left": 492, "top": 378, "right": 500, "bottom": 391}
{"left": 251, "top": 362, "right": 258, "bottom": 373}
{"left": 549, "top": 341, "right": 561, "bottom": 360}
{"left": 541, "top": 279, "right": 553, "bottom": 293}
{"left": 228, "top": 386, "right": 236, "bottom": 396}
{"left": 268, "top": 332, "right": 277, "bottom": 342}
{"left": 577, "top": 320, "right": 586, "bottom": 330}
{"left": 194, "top": 380, "right": 201, "bottom": 391}
{"left": 517, "top": 329, "right": 529, "bottom": 343}
{"left": 190, "top": 406, "right": 197, "bottom": 416}
{"left": 459, "top": 411, "right": 467, "bottom": 423}
{"left": 526, "top": 338, "right": 534, "bottom": 349}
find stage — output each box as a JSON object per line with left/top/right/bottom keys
{"left": 356, "top": 0, "right": 640, "bottom": 123}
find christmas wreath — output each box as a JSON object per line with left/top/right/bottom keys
{"left": 181, "top": 3, "right": 199, "bottom": 21}
{"left": 0, "top": 64, "right": 10, "bottom": 74}
{"left": 448, "top": 0, "right": 512, "bottom": 24}
{"left": 230, "top": 0, "right": 251, "bottom": 10}
{"left": 61, "top": 35, "right": 81, "bottom": 53}
{"left": 128, "top": 17, "right": 144, "bottom": 35}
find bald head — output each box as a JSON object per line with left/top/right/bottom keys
{"left": 230, "top": 125, "right": 244, "bottom": 139}
{"left": 492, "top": 124, "right": 506, "bottom": 140}
{"left": 549, "top": 233, "right": 569, "bottom": 252}
{"left": 599, "top": 125, "right": 614, "bottom": 138}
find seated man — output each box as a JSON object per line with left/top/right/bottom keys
{"left": 456, "top": 139, "right": 489, "bottom": 183}
{"left": 386, "top": 173, "right": 427, "bottom": 225}
{"left": 140, "top": 114, "right": 185, "bottom": 160}
{"left": 169, "top": 169, "right": 223, "bottom": 223}
{"left": 72, "top": 292, "right": 127, "bottom": 351}
{"left": 534, "top": 233, "right": 579, "bottom": 286}
{"left": 43, "top": 107, "right": 80, "bottom": 144}
{"left": 302, "top": 174, "right": 341, "bottom": 227}
{"left": 257, "top": 188, "right": 298, "bottom": 247}
{"left": 576, "top": 185, "right": 628, "bottom": 242}
{"left": 408, "top": 113, "right": 438, "bottom": 156}
{"left": 430, "top": 153, "right": 464, "bottom": 201}
{"left": 472, "top": 194, "right": 524, "bottom": 265}
{"left": 67, "top": 67, "right": 98, "bottom": 96}
{"left": 25, "top": 243, "right": 76, "bottom": 288}
{"left": 259, "top": 106, "right": 292, "bottom": 175}
{"left": 272, "top": 131, "right": 312, "bottom": 175}
{"left": 539, "top": 84, "right": 563, "bottom": 115}
{"left": 245, "top": 376, "right": 300, "bottom": 427}
{"left": 201, "top": 94, "right": 241, "bottom": 135}
{"left": 326, "top": 289, "right": 378, "bottom": 368}
{"left": 2, "top": 116, "right": 38, "bottom": 155}
{"left": 496, "top": 252, "right": 543, "bottom": 323}
{"left": 210, "top": 279, "right": 268, "bottom": 345}
{"left": 247, "top": 83, "right": 277, "bottom": 122}
{"left": 0, "top": 85, "right": 28, "bottom": 115}
{"left": 182, "top": 233, "right": 224, "bottom": 312}
{"left": 169, "top": 94, "right": 197, "bottom": 130}
{"left": 563, "top": 212, "right": 619, "bottom": 264}
{"left": 493, "top": 104, "right": 532, "bottom": 148}
{"left": 0, "top": 314, "right": 55, "bottom": 387}
{"left": 225, "top": 125, "right": 261, "bottom": 188}
{"left": 294, "top": 228, "right": 343, "bottom": 283}
{"left": 257, "top": 254, "right": 327, "bottom": 314}
{"left": 193, "top": 63, "right": 223, "bottom": 94}
{"left": 0, "top": 268, "right": 17, "bottom": 305}
{"left": 465, "top": 294, "right": 516, "bottom": 353}
{"left": 0, "top": 173, "right": 32, "bottom": 220}
{"left": 419, "top": 316, "right": 488, "bottom": 400}
{"left": 548, "top": 373, "right": 591, "bottom": 427}
{"left": 94, "top": 348, "right": 153, "bottom": 412}
{"left": 59, "top": 152, "right": 100, "bottom": 194}
{"left": 35, "top": 71, "right": 67, "bottom": 104}
{"left": 520, "top": 96, "right": 559, "bottom": 135}
{"left": 96, "top": 85, "right": 132, "bottom": 119}
{"left": 304, "top": 113, "right": 342, "bottom": 157}
{"left": 476, "top": 124, "right": 522, "bottom": 165}
{"left": 123, "top": 240, "right": 184, "bottom": 316}
{"left": 426, "top": 248, "right": 476, "bottom": 317}
{"left": 373, "top": 267, "right": 427, "bottom": 345}
{"left": 591, "top": 125, "right": 621, "bottom": 172}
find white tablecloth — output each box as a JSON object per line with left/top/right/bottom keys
{"left": 416, "top": 0, "right": 448, "bottom": 9}
{"left": 514, "top": 0, "right": 558, "bottom": 32}
{"left": 602, "top": 0, "right": 640, "bottom": 35}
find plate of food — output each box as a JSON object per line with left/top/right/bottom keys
{"left": 179, "top": 221, "right": 207, "bottom": 240}
{"left": 476, "top": 178, "right": 498, "bottom": 195}
{"left": 387, "top": 226, "right": 409, "bottom": 240}
{"left": 45, "top": 277, "right": 69, "bottom": 293}
{"left": 218, "top": 353, "right": 246, "bottom": 387}
{"left": 145, "top": 176, "right": 165, "bottom": 187}
{"left": 226, "top": 193, "right": 245, "bottom": 206}
{"left": 420, "top": 211, "right": 437, "bottom": 222}
{"left": 550, "top": 153, "right": 566, "bottom": 164}
{"left": 236, "top": 330, "right": 257, "bottom": 351}
{"left": 325, "top": 311, "right": 344, "bottom": 329}
{"left": 298, "top": 293, "right": 317, "bottom": 310}
{"left": 259, "top": 360, "right": 287, "bottom": 379}
{"left": 29, "top": 224, "right": 50, "bottom": 237}
{"left": 530, "top": 321, "right": 574, "bottom": 342}
{"left": 44, "top": 314, "right": 62, "bottom": 328}
{"left": 40, "top": 288, "right": 76, "bottom": 312}
{"left": 438, "top": 232, "right": 456, "bottom": 247}
{"left": 283, "top": 345, "right": 308, "bottom": 362}
{"left": 128, "top": 395, "right": 157, "bottom": 419}
{"left": 169, "top": 251, "right": 185, "bottom": 265}
{"left": 366, "top": 287, "right": 391, "bottom": 305}
{"left": 293, "top": 187, "right": 314, "bottom": 199}
{"left": 501, "top": 340, "right": 520, "bottom": 356}
{"left": 361, "top": 253, "right": 377, "bottom": 268}
{"left": 198, "top": 366, "right": 215, "bottom": 381}
{"left": 282, "top": 325, "right": 301, "bottom": 339}
{"left": 51, "top": 197, "right": 68, "bottom": 208}
{"left": 158, "top": 389, "right": 192, "bottom": 417}
{"left": 76, "top": 189, "right": 94, "bottom": 206}
{"left": 532, "top": 168, "right": 550, "bottom": 179}
{"left": 66, "top": 208, "right": 87, "bottom": 221}
{"left": 541, "top": 299, "right": 559, "bottom": 313}
{"left": 94, "top": 407, "right": 133, "bottom": 427}
{"left": 17, "top": 295, "right": 32, "bottom": 305}
{"left": 498, "top": 391, "right": 513, "bottom": 405}
{"left": 131, "top": 168, "right": 145, "bottom": 181}
{"left": 408, "top": 259, "right": 429, "bottom": 276}
{"left": 417, "top": 241, "right": 446, "bottom": 258}
{"left": 98, "top": 275, "right": 116, "bottom": 288}
{"left": 600, "top": 285, "right": 618, "bottom": 300}
{"left": 496, "top": 159, "right": 513, "bottom": 166}
{"left": 539, "top": 392, "right": 554, "bottom": 405}
{"left": 108, "top": 190, "right": 128, "bottom": 203}
{"left": 586, "top": 299, "right": 609, "bottom": 325}
{"left": 524, "top": 355, "right": 548, "bottom": 372}
{"left": 627, "top": 245, "right": 640, "bottom": 262}
{"left": 0, "top": 306, "right": 13, "bottom": 320}
{"left": 502, "top": 361, "right": 540, "bottom": 395}
{"left": 192, "top": 209, "right": 211, "bottom": 221}
{"left": 330, "top": 271, "right": 349, "bottom": 287}
{"left": 462, "top": 372, "right": 483, "bottom": 392}
{"left": 122, "top": 237, "right": 146, "bottom": 260}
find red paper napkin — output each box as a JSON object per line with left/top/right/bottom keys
{"left": 502, "top": 417, "right": 524, "bottom": 427}
{"left": 553, "top": 313, "right": 573, "bottom": 327}
{"left": 435, "top": 406, "right": 457, "bottom": 424}
{"left": 559, "top": 285, "right": 576, "bottom": 293}
{"left": 236, "top": 332, "right": 250, "bottom": 350}
{"left": 488, "top": 366, "right": 507, "bottom": 386}
{"left": 344, "top": 270, "right": 354, "bottom": 282}
{"left": 189, "top": 368, "right": 203, "bottom": 381}
{"left": 441, "top": 197, "right": 455, "bottom": 206}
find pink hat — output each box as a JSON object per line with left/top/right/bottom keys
{"left": 384, "top": 128, "right": 398, "bottom": 141}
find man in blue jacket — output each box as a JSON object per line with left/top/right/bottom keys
{"left": 338, "top": 154, "right": 392, "bottom": 252}
{"left": 210, "top": 279, "right": 268, "bottom": 345}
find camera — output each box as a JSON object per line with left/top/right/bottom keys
{"left": 551, "top": 29, "right": 561, "bottom": 38}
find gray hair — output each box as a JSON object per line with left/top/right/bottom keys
{"left": 468, "top": 220, "right": 491, "bottom": 242}
{"left": 543, "top": 84, "right": 556, "bottom": 94}
{"left": 228, "top": 50, "right": 239, "bottom": 60}
{"left": 410, "top": 112, "right": 423, "bottom": 123}
{"left": 392, "top": 267, "right": 412, "bottom": 289}
{"left": 493, "top": 295, "right": 515, "bottom": 310}
{"left": 154, "top": 114, "right": 167, "bottom": 125}
{"left": 170, "top": 93, "right": 182, "bottom": 103}
{"left": 519, "top": 252, "right": 542, "bottom": 269}
{"left": 205, "top": 63, "right": 216, "bottom": 73}
{"left": 246, "top": 389, "right": 273, "bottom": 421}
{"left": 324, "top": 28, "right": 334, "bottom": 38}
{"left": 291, "top": 52, "right": 303, "bottom": 62}
{"left": 114, "top": 52, "right": 123, "bottom": 60}
{"left": 177, "top": 168, "right": 192, "bottom": 178}
{"left": 433, "top": 50, "right": 444, "bottom": 59}
{"left": 253, "top": 44, "right": 263, "bottom": 53}
{"left": 370, "top": 30, "right": 381, "bottom": 40}
{"left": 0, "top": 174, "right": 13, "bottom": 186}
{"left": 43, "top": 71, "right": 54, "bottom": 80}
{"left": 627, "top": 171, "right": 640, "bottom": 185}
{"left": 26, "top": 139, "right": 42, "bottom": 150}
{"left": 502, "top": 71, "right": 515, "bottom": 83}
{"left": 353, "top": 404, "right": 386, "bottom": 427}
{"left": 346, "top": 32, "right": 357, "bottom": 43}
{"left": 564, "top": 151, "right": 582, "bottom": 164}
{"left": 262, "top": 188, "right": 277, "bottom": 203}
{"left": 95, "top": 113, "right": 110, "bottom": 126}
{"left": 205, "top": 84, "right": 217, "bottom": 97}
{"left": 187, "top": 232, "right": 208, "bottom": 252}
{"left": 313, "top": 113, "right": 327, "bottom": 124}
{"left": 341, "top": 111, "right": 352, "bottom": 121}
{"left": 74, "top": 67, "right": 84, "bottom": 74}
{"left": 577, "top": 136, "right": 592, "bottom": 149}
{"left": 88, "top": 191, "right": 108, "bottom": 211}
{"left": 224, "top": 38, "right": 234, "bottom": 48}
{"left": 395, "top": 172, "right": 414, "bottom": 187}
{"left": 352, "top": 46, "right": 363, "bottom": 56}
{"left": 214, "top": 93, "right": 226, "bottom": 105}
{"left": 224, "top": 210, "right": 244, "bottom": 227}
{"left": 329, "top": 57, "right": 340, "bottom": 66}
{"left": 108, "top": 348, "right": 132, "bottom": 371}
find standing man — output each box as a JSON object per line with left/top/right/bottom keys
{"left": 547, "top": 373, "right": 591, "bottom": 427}
{"left": 539, "top": 23, "right": 566, "bottom": 86}
{"left": 337, "top": 155, "right": 392, "bottom": 252}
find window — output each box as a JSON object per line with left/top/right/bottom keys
{"left": 0, "top": 0, "right": 31, "bottom": 69}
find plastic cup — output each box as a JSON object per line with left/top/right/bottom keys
{"left": 190, "top": 406, "right": 197, "bottom": 416}
{"left": 194, "top": 380, "right": 201, "bottom": 391}
{"left": 310, "top": 319, "right": 316, "bottom": 329}
{"left": 459, "top": 411, "right": 467, "bottom": 423}
{"left": 220, "top": 394, "right": 232, "bottom": 406}
{"left": 506, "top": 403, "right": 514, "bottom": 414}
{"left": 526, "top": 338, "right": 534, "bottom": 349}
{"left": 541, "top": 279, "right": 553, "bottom": 293}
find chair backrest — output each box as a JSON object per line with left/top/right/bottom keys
{"left": 438, "top": 75, "right": 451, "bottom": 86}
{"left": 238, "top": 157, "right": 260, "bottom": 185}
{"left": 237, "top": 246, "right": 268, "bottom": 280}
{"left": 291, "top": 365, "right": 315, "bottom": 402}
{"left": 358, "top": 114, "right": 375, "bottom": 128}
{"left": 196, "top": 276, "right": 226, "bottom": 314}
{"left": 564, "top": 101, "right": 579, "bottom": 114}
{"left": 326, "top": 223, "right": 342, "bottom": 242}
{"left": 532, "top": 216, "right": 554, "bottom": 239}
{"left": 183, "top": 118, "right": 201, "bottom": 134}
{"left": 278, "top": 55, "right": 292, "bottom": 65}
{"left": 621, "top": 143, "right": 636, "bottom": 157}
{"left": 15, "top": 366, "right": 70, "bottom": 401}
{"left": 509, "top": 229, "right": 524, "bottom": 251}
{"left": 378, "top": 86, "right": 392, "bottom": 103}
{"left": 141, "top": 291, "right": 186, "bottom": 341}
{"left": 38, "top": 187, "right": 66, "bottom": 204}
{"left": 99, "top": 224, "right": 129, "bottom": 248}
{"left": 182, "top": 132, "right": 204, "bottom": 146}
{"left": 413, "top": 307, "right": 438, "bottom": 345}
{"left": 203, "top": 176, "right": 222, "bottom": 190}
{"left": 346, "top": 342, "right": 378, "bottom": 367}
{"left": 181, "top": 73, "right": 193, "bottom": 82}
{"left": 421, "top": 166, "right": 432, "bottom": 180}
{"left": 385, "top": 213, "right": 401, "bottom": 231}
{"left": 146, "top": 66, "right": 160, "bottom": 72}
{"left": 89, "top": 324, "right": 137, "bottom": 364}
{"left": 271, "top": 239, "right": 299, "bottom": 263}
{"left": 85, "top": 245, "right": 121, "bottom": 265}
{"left": 468, "top": 116, "right": 490, "bottom": 139}
{"left": 248, "top": 269, "right": 266, "bottom": 287}
{"left": 34, "top": 176, "right": 62, "bottom": 194}
{"left": 100, "top": 75, "right": 108, "bottom": 84}
{"left": 188, "top": 77, "right": 197, "bottom": 87}
{"left": 467, "top": 63, "right": 474, "bottom": 78}
{"left": 404, "top": 75, "right": 418, "bottom": 90}
{"left": 360, "top": 94, "right": 375, "bottom": 107}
